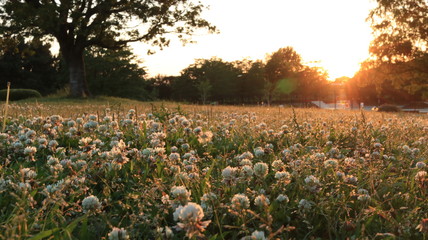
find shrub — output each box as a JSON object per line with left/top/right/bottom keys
{"left": 376, "top": 104, "right": 401, "bottom": 112}
{"left": 0, "top": 89, "right": 42, "bottom": 101}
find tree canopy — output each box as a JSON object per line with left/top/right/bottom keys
{"left": 356, "top": 0, "right": 428, "bottom": 100}
{"left": 0, "top": 0, "right": 216, "bottom": 97}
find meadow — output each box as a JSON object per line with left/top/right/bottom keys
{"left": 0, "top": 99, "right": 427, "bottom": 239}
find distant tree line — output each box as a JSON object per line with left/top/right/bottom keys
{"left": 1, "top": 37, "right": 425, "bottom": 105}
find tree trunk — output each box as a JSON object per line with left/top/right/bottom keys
{"left": 60, "top": 44, "right": 91, "bottom": 98}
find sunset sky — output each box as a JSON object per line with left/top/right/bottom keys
{"left": 131, "top": 0, "right": 377, "bottom": 80}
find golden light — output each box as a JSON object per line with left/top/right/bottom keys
{"left": 130, "top": 0, "right": 376, "bottom": 80}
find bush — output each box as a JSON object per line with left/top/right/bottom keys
{"left": 0, "top": 89, "right": 42, "bottom": 101}
{"left": 376, "top": 104, "right": 401, "bottom": 112}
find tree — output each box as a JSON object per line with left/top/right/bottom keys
{"left": 0, "top": 36, "right": 61, "bottom": 95}
{"left": 233, "top": 59, "right": 265, "bottom": 103}
{"left": 364, "top": 0, "right": 428, "bottom": 100}
{"left": 179, "top": 58, "right": 240, "bottom": 103}
{"left": 196, "top": 79, "right": 212, "bottom": 104}
{"left": 265, "top": 47, "right": 303, "bottom": 105}
{"left": 84, "top": 46, "right": 153, "bottom": 101}
{"left": 0, "top": 1, "right": 216, "bottom": 97}
{"left": 369, "top": 0, "right": 428, "bottom": 62}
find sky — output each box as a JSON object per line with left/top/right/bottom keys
{"left": 130, "top": 0, "right": 377, "bottom": 80}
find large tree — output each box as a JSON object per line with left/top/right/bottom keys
{"left": 363, "top": 0, "right": 428, "bottom": 99}
{"left": 264, "top": 47, "right": 303, "bottom": 105}
{"left": 0, "top": 0, "right": 215, "bottom": 97}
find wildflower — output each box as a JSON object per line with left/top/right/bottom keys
{"left": 298, "top": 199, "right": 313, "bottom": 211}
{"left": 415, "top": 171, "right": 427, "bottom": 182}
{"left": 48, "top": 140, "right": 58, "bottom": 149}
{"left": 168, "top": 152, "right": 181, "bottom": 161}
{"left": 24, "top": 146, "right": 37, "bottom": 155}
{"left": 171, "top": 186, "right": 191, "bottom": 205}
{"left": 416, "top": 162, "right": 426, "bottom": 169}
{"left": 198, "top": 131, "right": 213, "bottom": 144}
{"left": 231, "top": 194, "right": 250, "bottom": 210}
{"left": 276, "top": 194, "right": 289, "bottom": 203}
{"left": 254, "top": 195, "right": 270, "bottom": 207}
{"left": 324, "top": 159, "right": 338, "bottom": 168}
{"left": 271, "top": 159, "right": 284, "bottom": 171}
{"left": 82, "top": 195, "right": 101, "bottom": 213}
{"left": 344, "top": 175, "right": 358, "bottom": 185}
{"left": 254, "top": 162, "right": 268, "bottom": 178}
{"left": 254, "top": 147, "right": 265, "bottom": 158}
{"left": 173, "top": 202, "right": 211, "bottom": 238}
{"left": 20, "top": 168, "right": 37, "bottom": 179}
{"left": 357, "top": 189, "right": 371, "bottom": 202}
{"left": 240, "top": 165, "right": 254, "bottom": 179}
{"left": 222, "top": 166, "right": 238, "bottom": 184}
{"left": 108, "top": 227, "right": 129, "bottom": 240}
{"left": 305, "top": 175, "right": 321, "bottom": 192}
{"left": 251, "top": 230, "right": 266, "bottom": 240}
{"left": 240, "top": 158, "right": 253, "bottom": 166}
{"left": 275, "top": 171, "right": 291, "bottom": 180}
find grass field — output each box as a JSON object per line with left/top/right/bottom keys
{"left": 1, "top": 98, "right": 427, "bottom": 239}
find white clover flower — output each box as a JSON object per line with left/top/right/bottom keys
{"left": 82, "top": 195, "right": 101, "bottom": 212}
{"left": 254, "top": 162, "right": 268, "bottom": 178}
{"left": 171, "top": 186, "right": 191, "bottom": 204}
{"left": 305, "top": 175, "right": 320, "bottom": 185}
{"left": 251, "top": 230, "right": 266, "bottom": 240}
{"left": 274, "top": 171, "right": 291, "bottom": 180}
{"left": 254, "top": 147, "right": 265, "bottom": 158}
{"left": 20, "top": 168, "right": 37, "bottom": 179}
{"left": 48, "top": 140, "right": 58, "bottom": 148}
{"left": 276, "top": 194, "right": 289, "bottom": 203}
{"left": 344, "top": 175, "right": 358, "bottom": 184}
{"left": 415, "top": 171, "right": 427, "bottom": 181}
{"left": 198, "top": 131, "right": 213, "bottom": 144}
{"left": 239, "top": 151, "right": 254, "bottom": 160}
{"left": 254, "top": 195, "right": 270, "bottom": 207}
{"left": 222, "top": 166, "right": 238, "bottom": 184}
{"left": 231, "top": 194, "right": 250, "bottom": 210}
{"left": 298, "top": 199, "right": 313, "bottom": 211}
{"left": 168, "top": 152, "right": 180, "bottom": 161}
{"left": 25, "top": 130, "right": 36, "bottom": 139}
{"left": 108, "top": 227, "right": 129, "bottom": 240}
{"left": 416, "top": 162, "right": 426, "bottom": 169}
{"left": 271, "top": 160, "right": 284, "bottom": 170}
{"left": 24, "top": 146, "right": 37, "bottom": 155}
{"left": 324, "top": 159, "right": 338, "bottom": 168}
{"left": 344, "top": 157, "right": 355, "bottom": 166}
{"left": 174, "top": 202, "right": 210, "bottom": 238}
{"left": 201, "top": 192, "right": 217, "bottom": 204}
{"left": 241, "top": 165, "right": 254, "bottom": 179}
{"left": 240, "top": 158, "right": 252, "bottom": 166}
{"left": 373, "top": 142, "right": 382, "bottom": 148}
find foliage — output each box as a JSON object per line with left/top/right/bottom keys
{"left": 0, "top": 102, "right": 427, "bottom": 239}
{"left": 0, "top": 37, "right": 62, "bottom": 95}
{"left": 84, "top": 47, "right": 153, "bottom": 101}
{"left": 0, "top": 88, "right": 42, "bottom": 101}
{"left": 0, "top": 0, "right": 216, "bottom": 97}
{"left": 360, "top": 0, "right": 428, "bottom": 100}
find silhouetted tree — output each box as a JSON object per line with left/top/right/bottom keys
{"left": 0, "top": 1, "right": 215, "bottom": 97}
{"left": 265, "top": 47, "right": 303, "bottom": 105}
{"left": 85, "top": 47, "right": 153, "bottom": 101}
{"left": 0, "top": 37, "right": 61, "bottom": 95}
{"left": 364, "top": 0, "right": 428, "bottom": 100}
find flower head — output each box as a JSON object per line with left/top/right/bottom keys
{"left": 174, "top": 202, "right": 210, "bottom": 238}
